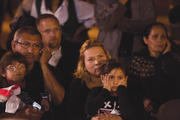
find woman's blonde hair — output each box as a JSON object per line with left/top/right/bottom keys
{"left": 74, "top": 40, "right": 111, "bottom": 83}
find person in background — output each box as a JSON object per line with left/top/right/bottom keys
{"left": 11, "top": 25, "right": 64, "bottom": 105}
{"left": 66, "top": 40, "right": 111, "bottom": 120}
{"left": 128, "top": 22, "right": 180, "bottom": 120}
{"left": 36, "top": 14, "right": 71, "bottom": 90}
{"left": 94, "top": 0, "right": 156, "bottom": 58}
{"left": 13, "top": 0, "right": 95, "bottom": 73}
{"left": 0, "top": 52, "right": 49, "bottom": 120}
{"left": 85, "top": 59, "right": 140, "bottom": 120}
{"left": 36, "top": 14, "right": 71, "bottom": 120}
{"left": 10, "top": 26, "right": 65, "bottom": 120}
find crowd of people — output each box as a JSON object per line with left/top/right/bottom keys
{"left": 0, "top": 0, "right": 180, "bottom": 120}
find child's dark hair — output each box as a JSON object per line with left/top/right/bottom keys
{"left": 0, "top": 52, "right": 28, "bottom": 75}
{"left": 100, "top": 59, "right": 127, "bottom": 75}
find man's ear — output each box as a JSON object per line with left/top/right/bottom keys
{"left": 143, "top": 37, "right": 148, "bottom": 45}
{"left": 11, "top": 40, "right": 16, "bottom": 52}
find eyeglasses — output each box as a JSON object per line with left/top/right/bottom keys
{"left": 6, "top": 64, "right": 25, "bottom": 72}
{"left": 15, "top": 41, "right": 41, "bottom": 49}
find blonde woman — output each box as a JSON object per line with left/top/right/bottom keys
{"left": 66, "top": 40, "right": 111, "bottom": 120}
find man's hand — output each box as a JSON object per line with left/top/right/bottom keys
{"left": 143, "top": 98, "right": 153, "bottom": 112}
{"left": 40, "top": 48, "right": 52, "bottom": 65}
{"left": 118, "top": 0, "right": 128, "bottom": 5}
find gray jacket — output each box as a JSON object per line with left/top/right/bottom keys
{"left": 95, "top": 0, "right": 156, "bottom": 58}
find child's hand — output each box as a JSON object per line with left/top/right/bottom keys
{"left": 117, "top": 78, "right": 127, "bottom": 88}
{"left": 0, "top": 95, "right": 8, "bottom": 103}
{"left": 101, "top": 74, "right": 112, "bottom": 91}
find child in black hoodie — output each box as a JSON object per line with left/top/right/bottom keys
{"left": 85, "top": 59, "right": 139, "bottom": 120}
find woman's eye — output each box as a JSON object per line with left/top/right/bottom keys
{"left": 88, "top": 58, "right": 94, "bottom": 62}
{"left": 161, "top": 35, "right": 167, "bottom": 39}
{"left": 152, "top": 35, "right": 158, "bottom": 39}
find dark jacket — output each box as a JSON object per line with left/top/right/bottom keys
{"left": 128, "top": 47, "right": 180, "bottom": 109}
{"left": 66, "top": 78, "right": 91, "bottom": 120}
{"left": 85, "top": 86, "right": 139, "bottom": 120}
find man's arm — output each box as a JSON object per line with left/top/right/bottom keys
{"left": 40, "top": 48, "right": 65, "bottom": 105}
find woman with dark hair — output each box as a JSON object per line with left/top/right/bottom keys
{"left": 128, "top": 22, "right": 180, "bottom": 119}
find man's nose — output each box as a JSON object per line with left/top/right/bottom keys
{"left": 27, "top": 46, "right": 34, "bottom": 53}
{"left": 50, "top": 30, "right": 56, "bottom": 36}
{"left": 157, "top": 36, "right": 164, "bottom": 42}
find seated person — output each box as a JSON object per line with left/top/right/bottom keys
{"left": 0, "top": 52, "right": 30, "bottom": 114}
{"left": 66, "top": 40, "right": 111, "bottom": 120}
{"left": 85, "top": 59, "right": 139, "bottom": 120}
{"left": 9, "top": 26, "right": 57, "bottom": 119}
{"left": 128, "top": 22, "right": 180, "bottom": 119}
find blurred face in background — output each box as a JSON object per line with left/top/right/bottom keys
{"left": 37, "top": 18, "right": 61, "bottom": 51}
{"left": 3, "top": 61, "right": 26, "bottom": 82}
{"left": 12, "top": 33, "right": 41, "bottom": 64}
{"left": 143, "top": 25, "right": 168, "bottom": 56}
{"left": 84, "top": 46, "right": 108, "bottom": 76}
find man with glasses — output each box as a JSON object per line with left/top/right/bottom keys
{"left": 10, "top": 26, "right": 65, "bottom": 119}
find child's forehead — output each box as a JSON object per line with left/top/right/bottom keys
{"left": 109, "top": 68, "right": 125, "bottom": 74}
{"left": 8, "top": 61, "right": 25, "bottom": 65}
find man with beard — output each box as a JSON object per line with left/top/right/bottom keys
{"left": 11, "top": 26, "right": 65, "bottom": 119}
{"left": 36, "top": 14, "right": 73, "bottom": 120}
{"left": 36, "top": 14, "right": 74, "bottom": 90}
